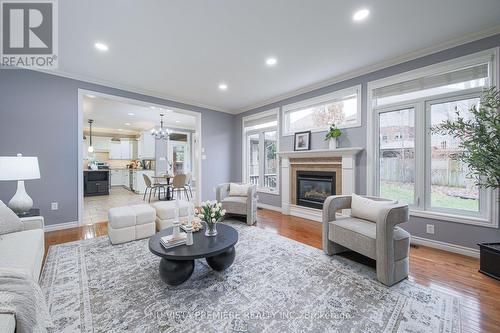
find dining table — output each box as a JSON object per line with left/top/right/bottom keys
{"left": 151, "top": 175, "right": 174, "bottom": 201}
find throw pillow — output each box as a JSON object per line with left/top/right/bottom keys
{"left": 0, "top": 200, "right": 23, "bottom": 235}
{"left": 350, "top": 193, "right": 397, "bottom": 223}
{"left": 229, "top": 183, "right": 250, "bottom": 197}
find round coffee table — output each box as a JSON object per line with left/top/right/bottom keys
{"left": 148, "top": 223, "right": 238, "bottom": 285}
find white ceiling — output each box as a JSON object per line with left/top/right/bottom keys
{"left": 58, "top": 0, "right": 500, "bottom": 114}
{"left": 83, "top": 95, "right": 196, "bottom": 136}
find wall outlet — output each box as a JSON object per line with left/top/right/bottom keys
{"left": 202, "top": 154, "right": 207, "bottom": 160}
{"left": 51, "top": 202, "right": 58, "bottom": 210}
{"left": 426, "top": 224, "right": 435, "bottom": 234}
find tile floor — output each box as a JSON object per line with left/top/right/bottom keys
{"left": 83, "top": 186, "right": 161, "bottom": 225}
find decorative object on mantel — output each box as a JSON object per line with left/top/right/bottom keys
{"left": 196, "top": 201, "right": 226, "bottom": 236}
{"left": 0, "top": 153, "right": 40, "bottom": 215}
{"left": 294, "top": 131, "right": 311, "bottom": 151}
{"left": 325, "top": 123, "right": 342, "bottom": 150}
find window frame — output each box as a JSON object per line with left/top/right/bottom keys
{"left": 367, "top": 48, "right": 499, "bottom": 228}
{"left": 242, "top": 109, "right": 280, "bottom": 195}
{"left": 281, "top": 85, "right": 362, "bottom": 136}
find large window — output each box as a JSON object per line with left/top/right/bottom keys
{"left": 282, "top": 85, "right": 361, "bottom": 135}
{"left": 369, "top": 49, "right": 498, "bottom": 226}
{"left": 243, "top": 110, "right": 279, "bottom": 194}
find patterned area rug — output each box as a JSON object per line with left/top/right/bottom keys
{"left": 41, "top": 220, "right": 461, "bottom": 332}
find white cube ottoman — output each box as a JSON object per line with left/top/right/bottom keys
{"left": 108, "top": 204, "right": 156, "bottom": 244}
{"left": 150, "top": 200, "right": 194, "bottom": 231}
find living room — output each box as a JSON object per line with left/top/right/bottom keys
{"left": 1, "top": 1, "right": 499, "bottom": 332}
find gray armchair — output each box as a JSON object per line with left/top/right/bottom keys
{"left": 216, "top": 183, "right": 258, "bottom": 225}
{"left": 322, "top": 195, "right": 410, "bottom": 286}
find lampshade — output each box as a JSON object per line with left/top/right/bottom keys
{"left": 0, "top": 154, "right": 40, "bottom": 181}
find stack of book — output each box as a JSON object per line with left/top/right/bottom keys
{"left": 160, "top": 233, "right": 187, "bottom": 249}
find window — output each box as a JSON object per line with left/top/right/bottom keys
{"left": 368, "top": 48, "right": 498, "bottom": 226}
{"left": 282, "top": 85, "right": 361, "bottom": 135}
{"left": 242, "top": 109, "right": 279, "bottom": 194}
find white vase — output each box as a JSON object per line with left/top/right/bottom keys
{"left": 328, "top": 138, "right": 338, "bottom": 150}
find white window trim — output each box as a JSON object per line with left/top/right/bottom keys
{"left": 242, "top": 108, "right": 280, "bottom": 195}
{"left": 282, "top": 84, "right": 362, "bottom": 136}
{"left": 367, "top": 47, "right": 499, "bottom": 228}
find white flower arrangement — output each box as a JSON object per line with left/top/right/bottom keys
{"left": 198, "top": 200, "right": 225, "bottom": 231}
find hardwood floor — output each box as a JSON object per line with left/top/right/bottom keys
{"left": 44, "top": 208, "right": 500, "bottom": 333}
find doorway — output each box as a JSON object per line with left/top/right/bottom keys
{"left": 77, "top": 90, "right": 202, "bottom": 225}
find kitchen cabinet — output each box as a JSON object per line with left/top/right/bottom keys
{"left": 109, "top": 139, "right": 137, "bottom": 160}
{"left": 84, "top": 170, "right": 110, "bottom": 196}
{"left": 110, "top": 169, "right": 123, "bottom": 186}
{"left": 138, "top": 131, "right": 155, "bottom": 159}
{"left": 130, "top": 170, "right": 154, "bottom": 194}
{"left": 93, "top": 137, "right": 110, "bottom": 152}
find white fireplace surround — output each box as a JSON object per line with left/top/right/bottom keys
{"left": 278, "top": 148, "right": 363, "bottom": 222}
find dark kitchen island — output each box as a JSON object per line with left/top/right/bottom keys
{"left": 84, "top": 170, "right": 110, "bottom": 196}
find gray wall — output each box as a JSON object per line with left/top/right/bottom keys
{"left": 0, "top": 70, "right": 234, "bottom": 227}
{"left": 233, "top": 34, "right": 500, "bottom": 249}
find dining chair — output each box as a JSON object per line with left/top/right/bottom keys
{"left": 143, "top": 174, "right": 167, "bottom": 202}
{"left": 171, "top": 174, "right": 189, "bottom": 201}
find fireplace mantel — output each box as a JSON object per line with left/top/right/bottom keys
{"left": 278, "top": 147, "right": 363, "bottom": 158}
{"left": 279, "top": 147, "right": 364, "bottom": 222}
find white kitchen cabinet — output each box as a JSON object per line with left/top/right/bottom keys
{"left": 94, "top": 137, "right": 111, "bottom": 152}
{"left": 120, "top": 140, "right": 131, "bottom": 159}
{"left": 133, "top": 170, "right": 155, "bottom": 194}
{"left": 138, "top": 131, "right": 155, "bottom": 159}
{"left": 110, "top": 170, "right": 122, "bottom": 186}
{"left": 122, "top": 170, "right": 129, "bottom": 187}
{"left": 109, "top": 141, "right": 122, "bottom": 159}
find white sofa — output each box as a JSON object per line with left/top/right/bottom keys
{"left": 108, "top": 204, "right": 156, "bottom": 244}
{"left": 0, "top": 204, "right": 45, "bottom": 333}
{"left": 150, "top": 200, "right": 194, "bottom": 231}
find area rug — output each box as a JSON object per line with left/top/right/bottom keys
{"left": 40, "top": 220, "right": 460, "bottom": 332}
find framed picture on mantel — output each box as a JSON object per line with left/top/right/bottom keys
{"left": 294, "top": 131, "right": 311, "bottom": 151}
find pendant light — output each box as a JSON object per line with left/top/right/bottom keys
{"left": 151, "top": 114, "right": 170, "bottom": 140}
{"left": 88, "top": 119, "right": 94, "bottom": 153}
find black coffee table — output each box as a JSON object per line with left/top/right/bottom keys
{"left": 148, "top": 223, "right": 238, "bottom": 285}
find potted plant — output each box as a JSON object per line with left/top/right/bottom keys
{"left": 325, "top": 123, "right": 342, "bottom": 149}
{"left": 195, "top": 201, "right": 226, "bottom": 236}
{"left": 432, "top": 87, "right": 500, "bottom": 279}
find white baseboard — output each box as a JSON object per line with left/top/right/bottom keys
{"left": 44, "top": 221, "right": 79, "bottom": 232}
{"left": 411, "top": 236, "right": 479, "bottom": 258}
{"left": 289, "top": 205, "right": 322, "bottom": 222}
{"left": 257, "top": 203, "right": 282, "bottom": 213}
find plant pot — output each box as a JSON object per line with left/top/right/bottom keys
{"left": 204, "top": 222, "right": 218, "bottom": 237}
{"left": 328, "top": 138, "right": 338, "bottom": 150}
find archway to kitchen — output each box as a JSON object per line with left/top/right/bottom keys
{"left": 77, "top": 89, "right": 202, "bottom": 225}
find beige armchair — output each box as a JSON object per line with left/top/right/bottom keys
{"left": 322, "top": 195, "right": 410, "bottom": 286}
{"left": 216, "top": 183, "right": 257, "bottom": 225}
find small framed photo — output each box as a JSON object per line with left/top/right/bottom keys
{"left": 294, "top": 131, "right": 311, "bottom": 151}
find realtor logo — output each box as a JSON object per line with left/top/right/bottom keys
{"left": 1, "top": 0, "right": 58, "bottom": 68}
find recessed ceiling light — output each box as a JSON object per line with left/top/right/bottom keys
{"left": 353, "top": 8, "right": 369, "bottom": 21}
{"left": 266, "top": 57, "right": 277, "bottom": 66}
{"left": 125, "top": 123, "right": 131, "bottom": 126}
{"left": 127, "top": 112, "right": 135, "bottom": 116}
{"left": 94, "top": 42, "right": 109, "bottom": 52}
{"left": 175, "top": 120, "right": 181, "bottom": 123}
{"left": 218, "top": 83, "right": 228, "bottom": 91}
{"left": 86, "top": 94, "right": 96, "bottom": 99}
{"left": 117, "top": 129, "right": 123, "bottom": 131}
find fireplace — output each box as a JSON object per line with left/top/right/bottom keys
{"left": 296, "top": 171, "right": 336, "bottom": 209}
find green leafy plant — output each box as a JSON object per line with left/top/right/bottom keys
{"left": 324, "top": 123, "right": 342, "bottom": 141}
{"left": 431, "top": 87, "right": 500, "bottom": 189}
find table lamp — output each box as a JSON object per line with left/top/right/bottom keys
{"left": 0, "top": 153, "right": 40, "bottom": 215}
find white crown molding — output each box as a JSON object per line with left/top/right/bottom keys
{"left": 29, "top": 68, "right": 235, "bottom": 114}
{"left": 237, "top": 25, "right": 500, "bottom": 113}
{"left": 44, "top": 220, "right": 79, "bottom": 232}
{"left": 411, "top": 236, "right": 479, "bottom": 258}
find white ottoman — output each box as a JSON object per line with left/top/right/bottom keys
{"left": 108, "top": 204, "right": 156, "bottom": 245}
{"left": 150, "top": 200, "right": 194, "bottom": 231}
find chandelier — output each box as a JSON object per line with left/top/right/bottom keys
{"left": 151, "top": 113, "right": 170, "bottom": 140}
